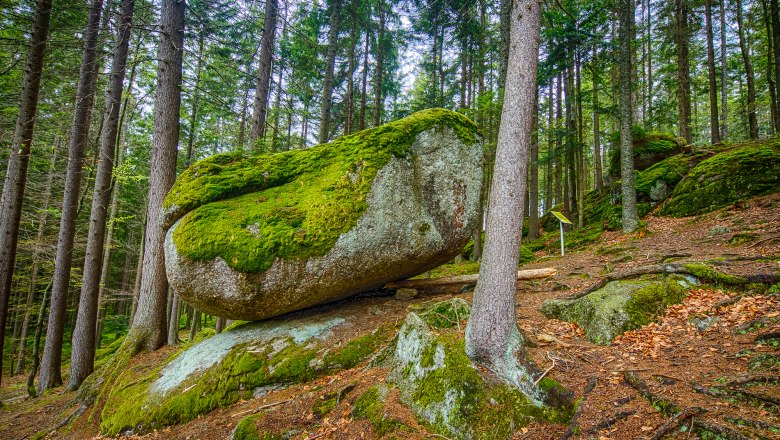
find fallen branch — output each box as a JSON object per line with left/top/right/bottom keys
{"left": 649, "top": 406, "right": 706, "bottom": 440}
{"left": 560, "top": 377, "right": 597, "bottom": 440}
{"left": 724, "top": 416, "right": 780, "bottom": 433}
{"left": 725, "top": 374, "right": 780, "bottom": 387}
{"left": 533, "top": 352, "right": 558, "bottom": 386}
{"left": 691, "top": 420, "right": 753, "bottom": 440}
{"left": 385, "top": 268, "right": 557, "bottom": 289}
{"left": 586, "top": 410, "right": 636, "bottom": 434}
{"left": 230, "top": 399, "right": 292, "bottom": 418}
{"left": 623, "top": 371, "right": 680, "bottom": 416}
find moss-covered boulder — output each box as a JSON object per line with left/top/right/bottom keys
{"left": 540, "top": 276, "right": 695, "bottom": 345}
{"left": 609, "top": 129, "right": 683, "bottom": 177}
{"left": 382, "top": 299, "right": 573, "bottom": 440}
{"left": 163, "top": 109, "right": 483, "bottom": 320}
{"left": 658, "top": 141, "right": 780, "bottom": 217}
{"left": 99, "top": 312, "right": 392, "bottom": 435}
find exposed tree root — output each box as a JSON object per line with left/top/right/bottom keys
{"left": 585, "top": 410, "right": 636, "bottom": 434}
{"left": 725, "top": 374, "right": 780, "bottom": 387}
{"left": 623, "top": 371, "right": 680, "bottom": 416}
{"left": 691, "top": 382, "right": 780, "bottom": 413}
{"left": 724, "top": 417, "right": 780, "bottom": 434}
{"left": 559, "top": 377, "right": 597, "bottom": 440}
{"left": 755, "top": 332, "right": 780, "bottom": 344}
{"left": 567, "top": 263, "right": 779, "bottom": 301}
{"left": 691, "top": 420, "right": 753, "bottom": 440}
{"left": 649, "top": 406, "right": 705, "bottom": 440}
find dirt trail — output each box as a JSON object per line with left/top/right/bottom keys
{"left": 1, "top": 194, "right": 778, "bottom": 440}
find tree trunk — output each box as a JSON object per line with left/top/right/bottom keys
{"left": 373, "top": 0, "right": 385, "bottom": 127}
{"left": 546, "top": 83, "right": 554, "bottom": 211}
{"left": 129, "top": 0, "right": 185, "bottom": 352}
{"left": 497, "top": 0, "right": 510, "bottom": 92}
{"left": 67, "top": 0, "right": 134, "bottom": 390}
{"left": 705, "top": 0, "right": 721, "bottom": 144}
{"left": 26, "top": 281, "right": 49, "bottom": 397}
{"left": 188, "top": 309, "right": 200, "bottom": 341}
{"left": 675, "top": 0, "right": 692, "bottom": 144}
{"left": 0, "top": 0, "right": 53, "bottom": 387}
{"left": 319, "top": 0, "right": 342, "bottom": 143}
{"left": 528, "top": 90, "right": 539, "bottom": 240}
{"left": 39, "top": 0, "right": 105, "bottom": 392}
{"left": 736, "top": 0, "right": 759, "bottom": 139}
{"left": 647, "top": 1, "right": 653, "bottom": 129}
{"left": 772, "top": 0, "right": 780, "bottom": 132}
{"left": 167, "top": 293, "right": 179, "bottom": 345}
{"left": 186, "top": 33, "right": 204, "bottom": 163}
{"left": 720, "top": 0, "right": 729, "bottom": 140}
{"left": 14, "top": 144, "right": 58, "bottom": 375}
{"left": 465, "top": 0, "right": 542, "bottom": 399}
{"left": 249, "top": 0, "right": 278, "bottom": 146}
{"left": 619, "top": 0, "right": 639, "bottom": 233}
{"left": 762, "top": 0, "right": 780, "bottom": 133}
{"left": 359, "top": 30, "right": 369, "bottom": 131}
{"left": 215, "top": 317, "right": 225, "bottom": 334}
{"left": 593, "top": 44, "right": 603, "bottom": 191}
{"left": 345, "top": 4, "right": 358, "bottom": 135}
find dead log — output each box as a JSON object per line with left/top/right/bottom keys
{"left": 560, "top": 377, "right": 597, "bottom": 440}
{"left": 586, "top": 410, "right": 636, "bottom": 434}
{"left": 385, "top": 267, "right": 557, "bottom": 289}
{"left": 649, "top": 406, "right": 706, "bottom": 440}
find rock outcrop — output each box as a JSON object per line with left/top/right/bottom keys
{"left": 163, "top": 109, "right": 482, "bottom": 320}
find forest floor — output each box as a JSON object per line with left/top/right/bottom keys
{"left": 1, "top": 193, "right": 779, "bottom": 440}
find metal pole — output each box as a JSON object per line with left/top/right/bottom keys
{"left": 559, "top": 221, "right": 565, "bottom": 256}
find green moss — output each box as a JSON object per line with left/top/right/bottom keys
{"left": 659, "top": 141, "right": 780, "bottom": 217}
{"left": 683, "top": 263, "right": 747, "bottom": 285}
{"left": 233, "top": 414, "right": 263, "bottom": 440}
{"left": 410, "top": 298, "right": 471, "bottom": 329}
{"left": 352, "top": 385, "right": 405, "bottom": 436}
{"left": 165, "top": 109, "right": 480, "bottom": 273}
{"left": 417, "top": 261, "right": 481, "bottom": 279}
{"left": 624, "top": 279, "right": 687, "bottom": 328}
{"left": 608, "top": 128, "right": 682, "bottom": 176}
{"left": 728, "top": 233, "right": 759, "bottom": 246}
{"left": 634, "top": 153, "right": 695, "bottom": 199}
{"left": 100, "top": 327, "right": 391, "bottom": 435}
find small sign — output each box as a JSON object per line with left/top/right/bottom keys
{"left": 551, "top": 211, "right": 572, "bottom": 225}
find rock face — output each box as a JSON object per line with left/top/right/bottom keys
{"left": 163, "top": 109, "right": 482, "bottom": 320}
{"left": 540, "top": 275, "right": 695, "bottom": 345}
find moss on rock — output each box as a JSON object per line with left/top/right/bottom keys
{"left": 608, "top": 128, "right": 682, "bottom": 176}
{"left": 386, "top": 301, "right": 574, "bottom": 440}
{"left": 165, "top": 108, "right": 479, "bottom": 273}
{"left": 351, "top": 385, "right": 406, "bottom": 436}
{"left": 99, "top": 321, "right": 393, "bottom": 435}
{"left": 541, "top": 276, "right": 691, "bottom": 345}
{"left": 659, "top": 141, "right": 780, "bottom": 217}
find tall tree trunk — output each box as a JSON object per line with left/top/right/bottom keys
{"left": 647, "top": 1, "right": 653, "bottom": 129}
{"left": 345, "top": 4, "right": 358, "bottom": 135}
{"left": 497, "top": 0, "right": 511, "bottom": 92}
{"left": 67, "top": 0, "right": 134, "bottom": 391}
{"left": 720, "top": 0, "right": 729, "bottom": 140}
{"left": 555, "top": 74, "right": 563, "bottom": 206}
{"left": 319, "top": 0, "right": 342, "bottom": 143}
{"left": 620, "top": 0, "right": 639, "bottom": 233}
{"left": 167, "top": 293, "right": 179, "bottom": 345}
{"left": 0, "top": 0, "right": 53, "bottom": 387}
{"left": 546, "top": 84, "right": 554, "bottom": 211}
{"left": 14, "top": 144, "right": 58, "bottom": 375}
{"left": 466, "top": 0, "right": 542, "bottom": 398}
{"left": 129, "top": 0, "right": 185, "bottom": 352}
{"left": 26, "top": 281, "right": 49, "bottom": 397}
{"left": 675, "top": 0, "right": 692, "bottom": 144}
{"left": 593, "top": 44, "right": 603, "bottom": 191}
{"left": 249, "top": 0, "right": 278, "bottom": 146}
{"left": 186, "top": 33, "right": 204, "bottom": 163}
{"left": 528, "top": 91, "right": 539, "bottom": 240}
{"left": 359, "top": 30, "right": 369, "bottom": 131}
{"left": 575, "top": 51, "right": 585, "bottom": 229}
{"left": 762, "top": 0, "right": 780, "bottom": 133}
{"left": 771, "top": 0, "right": 780, "bottom": 130}
{"left": 39, "top": 0, "right": 105, "bottom": 392}
{"left": 736, "top": 0, "right": 759, "bottom": 139}
{"left": 705, "top": 0, "right": 721, "bottom": 144}
{"left": 373, "top": 0, "right": 385, "bottom": 127}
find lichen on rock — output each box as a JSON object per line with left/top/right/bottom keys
{"left": 541, "top": 275, "right": 694, "bottom": 345}
{"left": 164, "top": 109, "right": 483, "bottom": 321}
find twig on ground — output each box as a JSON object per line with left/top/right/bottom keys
{"left": 560, "top": 377, "right": 597, "bottom": 440}
{"left": 230, "top": 399, "right": 292, "bottom": 418}
{"left": 533, "top": 353, "right": 557, "bottom": 386}
{"left": 649, "top": 406, "right": 706, "bottom": 440}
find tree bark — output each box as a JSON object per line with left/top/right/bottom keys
{"left": 761, "top": 0, "right": 780, "bottom": 133}
{"left": 0, "top": 0, "right": 53, "bottom": 387}
{"left": 345, "top": 3, "right": 358, "bottom": 135}
{"left": 736, "top": 0, "right": 759, "bottom": 139}
{"left": 68, "top": 0, "right": 134, "bottom": 390}
{"left": 593, "top": 44, "right": 603, "bottom": 191}
{"left": 675, "top": 0, "right": 692, "bottom": 144}
{"left": 167, "top": 293, "right": 179, "bottom": 345}
{"left": 249, "top": 0, "right": 278, "bottom": 146}
{"left": 720, "top": 0, "right": 729, "bottom": 140}
{"left": 359, "top": 30, "right": 369, "bottom": 131}
{"left": 373, "top": 0, "right": 385, "bottom": 127}
{"left": 129, "top": 0, "right": 185, "bottom": 352}
{"left": 319, "top": 0, "right": 342, "bottom": 143}
{"left": 465, "top": 0, "right": 542, "bottom": 398}
{"left": 14, "top": 144, "right": 58, "bottom": 375}
{"left": 186, "top": 33, "right": 204, "bottom": 163}
{"left": 619, "top": 0, "right": 639, "bottom": 233}
{"left": 772, "top": 0, "right": 780, "bottom": 132}
{"left": 528, "top": 90, "right": 539, "bottom": 240}
{"left": 39, "top": 0, "right": 105, "bottom": 392}
{"left": 704, "top": 0, "right": 721, "bottom": 144}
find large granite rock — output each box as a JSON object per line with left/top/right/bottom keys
{"left": 163, "top": 109, "right": 483, "bottom": 320}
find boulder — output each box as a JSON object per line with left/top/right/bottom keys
{"left": 540, "top": 275, "right": 695, "bottom": 345}
{"left": 163, "top": 109, "right": 483, "bottom": 320}
{"left": 608, "top": 129, "right": 682, "bottom": 177}
{"left": 100, "top": 308, "right": 393, "bottom": 435}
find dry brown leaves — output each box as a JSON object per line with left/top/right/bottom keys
{"left": 613, "top": 289, "right": 780, "bottom": 358}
